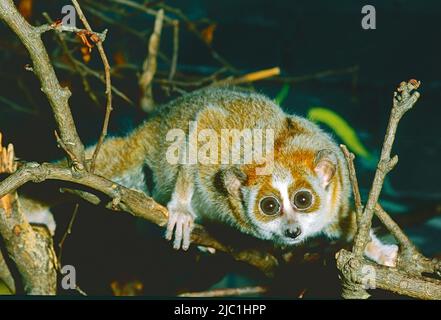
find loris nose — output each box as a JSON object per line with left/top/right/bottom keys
{"left": 285, "top": 226, "right": 302, "bottom": 239}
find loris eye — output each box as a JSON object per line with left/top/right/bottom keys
{"left": 293, "top": 190, "right": 313, "bottom": 210}
{"left": 259, "top": 196, "right": 281, "bottom": 215}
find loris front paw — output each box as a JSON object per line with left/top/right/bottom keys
{"left": 364, "top": 235, "right": 399, "bottom": 267}
{"left": 165, "top": 203, "right": 195, "bottom": 251}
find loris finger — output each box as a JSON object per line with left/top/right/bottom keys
{"left": 182, "top": 218, "right": 193, "bottom": 251}
{"left": 165, "top": 212, "right": 178, "bottom": 241}
{"left": 173, "top": 217, "right": 184, "bottom": 250}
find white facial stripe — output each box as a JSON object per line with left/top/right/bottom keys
{"left": 246, "top": 187, "right": 258, "bottom": 219}
{"left": 272, "top": 174, "right": 293, "bottom": 215}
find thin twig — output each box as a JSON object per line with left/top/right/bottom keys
{"left": 83, "top": 3, "right": 147, "bottom": 39}
{"left": 57, "top": 203, "right": 79, "bottom": 268}
{"left": 71, "top": 0, "right": 113, "bottom": 173}
{"left": 75, "top": 285, "right": 88, "bottom": 296}
{"left": 139, "top": 9, "right": 164, "bottom": 112}
{"left": 154, "top": 67, "right": 227, "bottom": 88}
{"left": 0, "top": 0, "right": 86, "bottom": 169}
{"left": 179, "top": 286, "right": 267, "bottom": 298}
{"left": 213, "top": 67, "right": 281, "bottom": 87}
{"left": 270, "top": 65, "right": 359, "bottom": 84}
{"left": 35, "top": 21, "right": 107, "bottom": 41}
{"left": 42, "top": 12, "right": 100, "bottom": 107}
{"left": 54, "top": 60, "right": 133, "bottom": 104}
{"left": 340, "top": 144, "right": 363, "bottom": 224}
{"left": 0, "top": 95, "right": 36, "bottom": 115}
{"left": 110, "top": 0, "right": 174, "bottom": 24}
{"left": 374, "top": 204, "right": 440, "bottom": 275}
{"left": 165, "top": 19, "right": 179, "bottom": 95}
{"left": 157, "top": 2, "right": 238, "bottom": 73}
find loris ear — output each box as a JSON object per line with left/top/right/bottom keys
{"left": 214, "top": 167, "right": 247, "bottom": 198}
{"left": 314, "top": 149, "right": 337, "bottom": 188}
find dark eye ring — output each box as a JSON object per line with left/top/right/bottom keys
{"left": 259, "top": 196, "right": 281, "bottom": 216}
{"left": 293, "top": 190, "right": 313, "bottom": 210}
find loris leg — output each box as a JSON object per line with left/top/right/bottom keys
{"left": 165, "top": 167, "right": 195, "bottom": 250}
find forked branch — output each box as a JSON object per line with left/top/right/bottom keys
{"left": 337, "top": 79, "right": 441, "bottom": 299}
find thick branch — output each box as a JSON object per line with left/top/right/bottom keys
{"left": 0, "top": 162, "right": 279, "bottom": 274}
{"left": 0, "top": 0, "right": 86, "bottom": 169}
{"left": 336, "top": 249, "right": 441, "bottom": 300}
{"left": 0, "top": 138, "right": 57, "bottom": 295}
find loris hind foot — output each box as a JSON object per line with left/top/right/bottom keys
{"left": 365, "top": 231, "right": 399, "bottom": 267}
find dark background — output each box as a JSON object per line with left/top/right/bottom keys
{"left": 0, "top": 0, "right": 440, "bottom": 297}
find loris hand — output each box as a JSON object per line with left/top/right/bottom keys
{"left": 165, "top": 201, "right": 195, "bottom": 251}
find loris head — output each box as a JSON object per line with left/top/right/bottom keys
{"left": 217, "top": 147, "right": 347, "bottom": 246}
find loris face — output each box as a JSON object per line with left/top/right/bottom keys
{"left": 240, "top": 149, "right": 341, "bottom": 246}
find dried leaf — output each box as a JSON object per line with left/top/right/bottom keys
{"left": 77, "top": 31, "right": 94, "bottom": 52}
{"left": 18, "top": 0, "right": 33, "bottom": 21}
{"left": 201, "top": 24, "right": 216, "bottom": 45}
{"left": 111, "top": 280, "right": 143, "bottom": 296}
{"left": 50, "top": 19, "right": 63, "bottom": 29}
{"left": 80, "top": 46, "right": 91, "bottom": 63}
{"left": 113, "top": 51, "right": 126, "bottom": 66}
{"left": 0, "top": 132, "right": 17, "bottom": 218}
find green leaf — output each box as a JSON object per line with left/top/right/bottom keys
{"left": 307, "top": 107, "right": 371, "bottom": 159}
{"left": 275, "top": 84, "right": 290, "bottom": 105}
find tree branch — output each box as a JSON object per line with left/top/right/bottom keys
{"left": 71, "top": 0, "right": 113, "bottom": 173}
{"left": 178, "top": 286, "right": 267, "bottom": 298}
{"left": 0, "top": 1, "right": 280, "bottom": 295}
{"left": 0, "top": 162, "right": 279, "bottom": 275}
{"left": 337, "top": 79, "right": 441, "bottom": 299}
{"left": 0, "top": 0, "right": 86, "bottom": 170}
{"left": 352, "top": 80, "right": 420, "bottom": 258}
{"left": 336, "top": 249, "right": 441, "bottom": 300}
{"left": 139, "top": 8, "right": 164, "bottom": 112}
{"left": 340, "top": 145, "right": 363, "bottom": 224}
{"left": 375, "top": 204, "right": 440, "bottom": 276}
{"left": 0, "top": 136, "right": 57, "bottom": 295}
